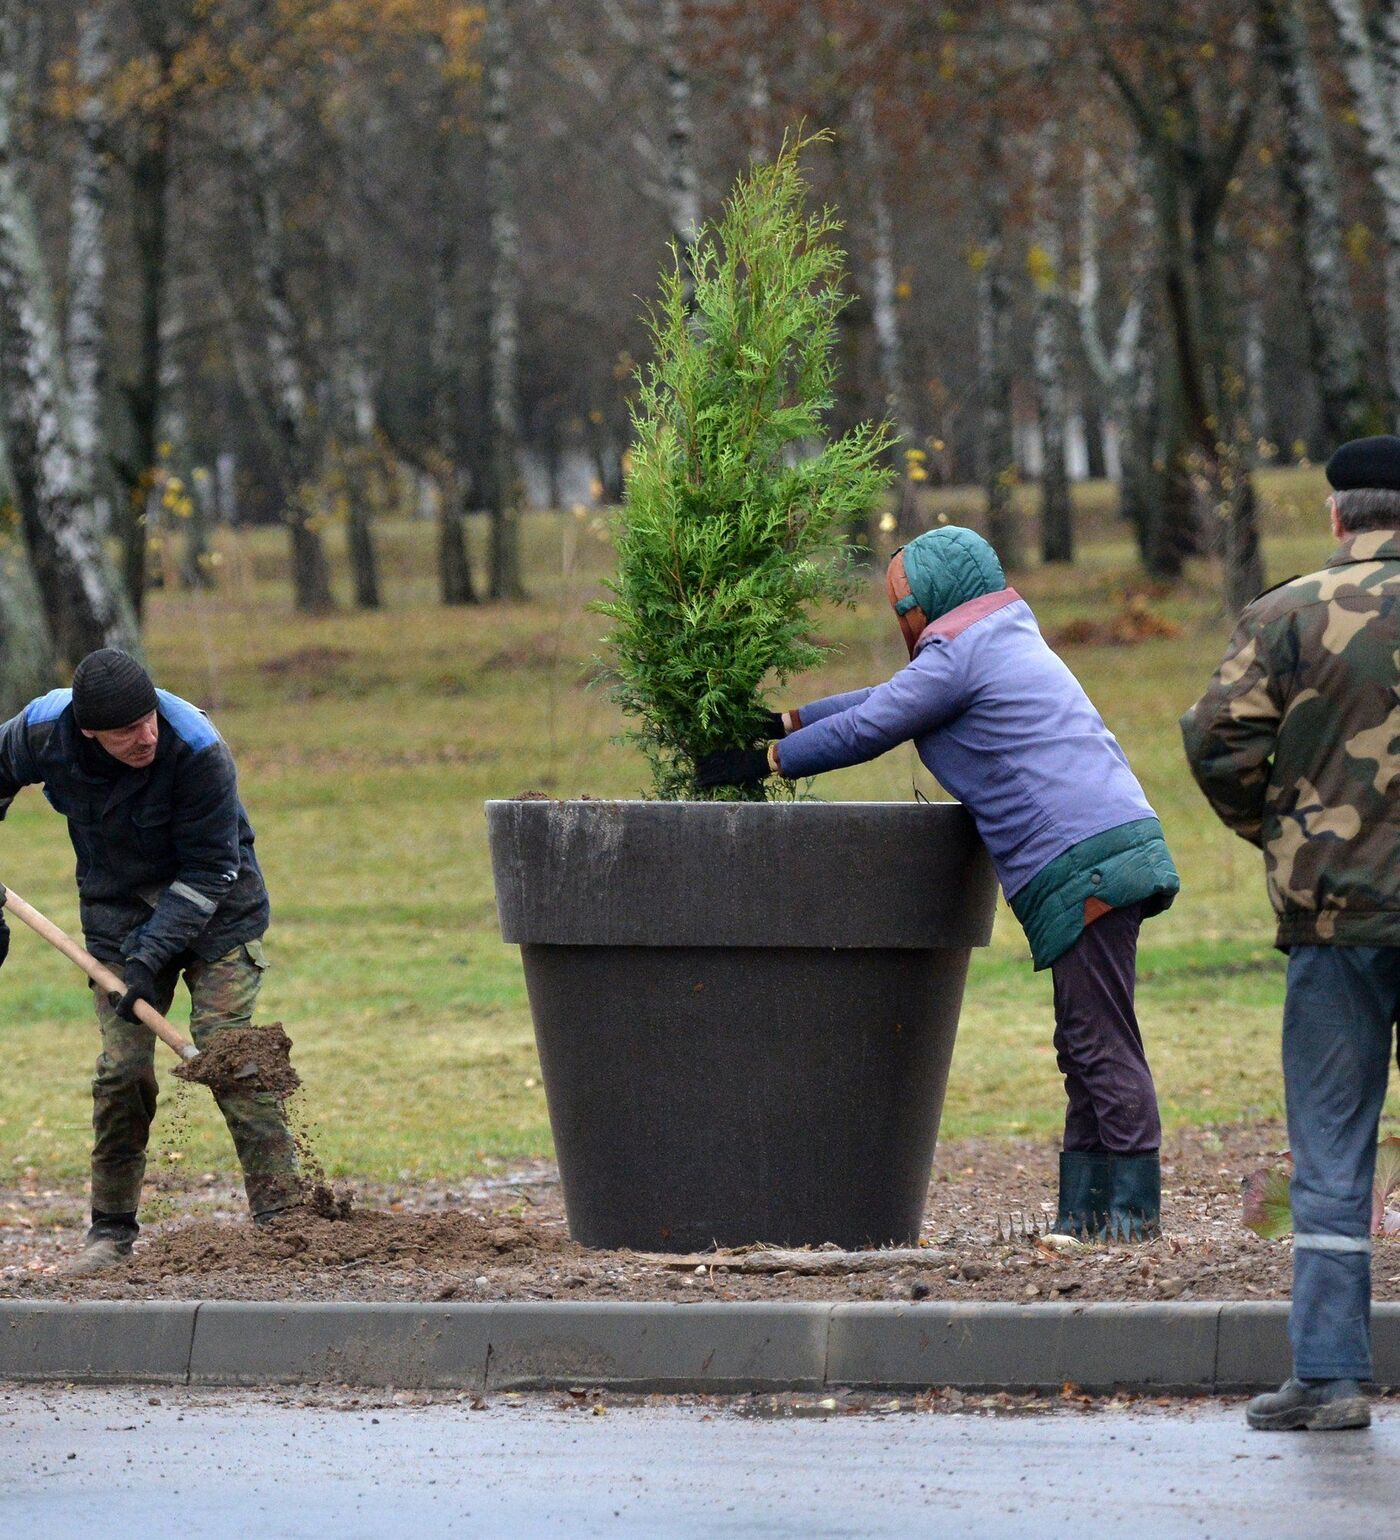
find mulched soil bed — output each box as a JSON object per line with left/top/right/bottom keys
{"left": 3, "top": 1121, "right": 1397, "bottom": 1304}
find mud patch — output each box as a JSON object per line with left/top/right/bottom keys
{"left": 174, "top": 1024, "right": 301, "bottom": 1099}
{"left": 124, "top": 1206, "right": 576, "bottom": 1282}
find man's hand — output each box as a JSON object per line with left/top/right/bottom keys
{"left": 696, "top": 747, "right": 773, "bottom": 789}
{"left": 0, "top": 912, "right": 8, "bottom": 973}
{"left": 762, "top": 710, "right": 787, "bottom": 739}
{"left": 111, "top": 959, "right": 158, "bottom": 1023}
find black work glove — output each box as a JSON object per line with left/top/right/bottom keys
{"left": 762, "top": 710, "right": 787, "bottom": 739}
{"left": 0, "top": 912, "right": 8, "bottom": 973}
{"left": 111, "top": 959, "right": 158, "bottom": 1023}
{"left": 696, "top": 747, "right": 773, "bottom": 789}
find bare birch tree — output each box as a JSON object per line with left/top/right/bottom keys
{"left": 485, "top": 0, "right": 525, "bottom": 600}
{"left": 1323, "top": 0, "right": 1400, "bottom": 420}
{"left": 0, "top": 3, "right": 136, "bottom": 664}
{"left": 1258, "top": 0, "right": 1372, "bottom": 441}
{"left": 853, "top": 85, "right": 919, "bottom": 533}
{"left": 64, "top": 2, "right": 110, "bottom": 529}
{"left": 976, "top": 131, "right": 1022, "bottom": 571}
{"left": 1031, "top": 118, "right": 1073, "bottom": 563}
{"left": 245, "top": 100, "right": 335, "bottom": 615}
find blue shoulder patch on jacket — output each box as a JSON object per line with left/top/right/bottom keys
{"left": 156, "top": 690, "right": 220, "bottom": 752}
{"left": 25, "top": 689, "right": 72, "bottom": 725}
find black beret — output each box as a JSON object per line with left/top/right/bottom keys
{"left": 1325, "top": 435, "right": 1400, "bottom": 492}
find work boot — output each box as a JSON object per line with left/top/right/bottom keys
{"left": 1246, "top": 1378, "right": 1371, "bottom": 1432}
{"left": 1052, "top": 1151, "right": 1112, "bottom": 1239}
{"left": 64, "top": 1213, "right": 138, "bottom": 1277}
{"left": 1105, "top": 1153, "right": 1161, "bottom": 1241}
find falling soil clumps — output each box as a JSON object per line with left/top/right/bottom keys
{"left": 174, "top": 1024, "right": 301, "bottom": 1099}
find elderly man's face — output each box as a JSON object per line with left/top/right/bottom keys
{"left": 82, "top": 711, "right": 159, "bottom": 768}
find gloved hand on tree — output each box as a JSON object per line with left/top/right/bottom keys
{"left": 696, "top": 746, "right": 779, "bottom": 789}
{"left": 111, "top": 958, "right": 158, "bottom": 1023}
{"left": 762, "top": 710, "right": 788, "bottom": 739}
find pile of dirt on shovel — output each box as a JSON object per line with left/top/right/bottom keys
{"left": 122, "top": 1205, "right": 580, "bottom": 1284}
{"left": 173, "top": 1023, "right": 301, "bottom": 1099}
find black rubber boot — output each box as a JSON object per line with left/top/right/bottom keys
{"left": 1246, "top": 1378, "right": 1370, "bottom": 1431}
{"left": 1053, "top": 1151, "right": 1112, "bottom": 1238}
{"left": 1105, "top": 1153, "right": 1161, "bottom": 1241}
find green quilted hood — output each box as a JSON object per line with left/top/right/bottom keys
{"left": 896, "top": 526, "right": 1006, "bottom": 622}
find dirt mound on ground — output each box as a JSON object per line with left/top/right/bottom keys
{"left": 126, "top": 1206, "right": 577, "bottom": 1282}
{"left": 174, "top": 1024, "right": 300, "bottom": 1099}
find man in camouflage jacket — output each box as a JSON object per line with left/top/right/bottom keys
{"left": 1182, "top": 435, "right": 1400, "bottom": 1432}
{"left": 0, "top": 649, "right": 299, "bottom": 1274}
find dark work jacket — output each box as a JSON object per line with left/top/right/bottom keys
{"left": 0, "top": 688, "right": 269, "bottom": 969}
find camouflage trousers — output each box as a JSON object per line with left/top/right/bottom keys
{"left": 90, "top": 940, "right": 300, "bottom": 1220}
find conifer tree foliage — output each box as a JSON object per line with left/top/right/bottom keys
{"left": 598, "top": 135, "right": 892, "bottom": 801}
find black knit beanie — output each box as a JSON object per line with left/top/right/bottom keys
{"left": 71, "top": 649, "right": 157, "bottom": 731}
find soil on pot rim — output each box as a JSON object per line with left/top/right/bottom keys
{"left": 5, "top": 1122, "right": 1397, "bottom": 1305}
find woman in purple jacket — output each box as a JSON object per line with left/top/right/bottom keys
{"left": 698, "top": 525, "right": 1179, "bottom": 1239}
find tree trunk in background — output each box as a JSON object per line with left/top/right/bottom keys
{"left": 485, "top": 0, "right": 525, "bottom": 601}
{"left": 1325, "top": 0, "right": 1400, "bottom": 423}
{"left": 854, "top": 86, "right": 919, "bottom": 535}
{"left": 341, "top": 346, "right": 382, "bottom": 611}
{"left": 65, "top": 2, "right": 110, "bottom": 532}
{"left": 1032, "top": 120, "right": 1073, "bottom": 564}
{"left": 976, "top": 136, "right": 1021, "bottom": 571}
{"left": 1079, "top": 154, "right": 1168, "bottom": 565}
{"left": 119, "top": 93, "right": 171, "bottom": 618}
{"left": 661, "top": 0, "right": 701, "bottom": 286}
{"left": 0, "top": 478, "right": 56, "bottom": 713}
{"left": 1243, "top": 243, "right": 1271, "bottom": 452}
{"left": 429, "top": 121, "right": 477, "bottom": 606}
{"left": 0, "top": 11, "right": 137, "bottom": 664}
{"left": 1259, "top": 0, "right": 1373, "bottom": 442}
{"left": 247, "top": 105, "right": 334, "bottom": 615}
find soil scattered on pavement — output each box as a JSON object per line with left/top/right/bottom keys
{"left": 174, "top": 1024, "right": 301, "bottom": 1099}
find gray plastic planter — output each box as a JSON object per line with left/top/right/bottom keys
{"left": 487, "top": 799, "right": 997, "bottom": 1252}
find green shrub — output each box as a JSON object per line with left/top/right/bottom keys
{"left": 596, "top": 133, "right": 892, "bottom": 801}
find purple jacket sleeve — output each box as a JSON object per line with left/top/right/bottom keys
{"left": 780, "top": 643, "right": 967, "bottom": 778}
{"left": 795, "top": 687, "right": 875, "bottom": 725}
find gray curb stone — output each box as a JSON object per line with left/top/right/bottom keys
{"left": 0, "top": 1302, "right": 196, "bottom": 1383}
{"left": 827, "top": 1302, "right": 1222, "bottom": 1392}
{"left": 3, "top": 1301, "right": 1399, "bottom": 1393}
{"left": 485, "top": 1302, "right": 831, "bottom": 1392}
{"left": 188, "top": 1303, "right": 494, "bottom": 1389}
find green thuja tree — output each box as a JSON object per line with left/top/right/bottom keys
{"left": 597, "top": 135, "right": 893, "bottom": 801}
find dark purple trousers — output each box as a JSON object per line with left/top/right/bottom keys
{"left": 1050, "top": 901, "right": 1161, "bottom": 1155}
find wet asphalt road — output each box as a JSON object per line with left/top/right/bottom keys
{"left": 2, "top": 1386, "right": 1396, "bottom": 1538}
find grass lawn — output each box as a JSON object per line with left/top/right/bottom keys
{"left": 2, "top": 464, "right": 1397, "bottom": 1186}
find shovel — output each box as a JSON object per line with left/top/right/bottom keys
{"left": 1, "top": 882, "right": 200, "bottom": 1063}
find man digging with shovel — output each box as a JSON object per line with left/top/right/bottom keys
{"left": 0, "top": 649, "right": 301, "bottom": 1274}
{"left": 697, "top": 525, "right": 1180, "bottom": 1240}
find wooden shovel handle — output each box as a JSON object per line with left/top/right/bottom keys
{"left": 2, "top": 885, "right": 199, "bottom": 1062}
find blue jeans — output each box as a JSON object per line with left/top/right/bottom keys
{"left": 1283, "top": 945, "right": 1400, "bottom": 1382}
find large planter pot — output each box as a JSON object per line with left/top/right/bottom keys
{"left": 487, "top": 799, "right": 997, "bottom": 1252}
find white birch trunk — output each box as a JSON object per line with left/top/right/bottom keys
{"left": 0, "top": 444, "right": 56, "bottom": 712}
{"left": 661, "top": 0, "right": 701, "bottom": 276}
{"left": 1324, "top": 0, "right": 1400, "bottom": 419}
{"left": 0, "top": 7, "right": 135, "bottom": 663}
{"left": 246, "top": 99, "right": 334, "bottom": 613}
{"left": 977, "top": 137, "right": 1021, "bottom": 570}
{"left": 65, "top": 2, "right": 110, "bottom": 527}
{"left": 1260, "top": 0, "right": 1371, "bottom": 440}
{"left": 485, "top": 0, "right": 525, "bottom": 599}
{"left": 853, "top": 86, "right": 918, "bottom": 533}
{"left": 1031, "top": 120, "right": 1072, "bottom": 563}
